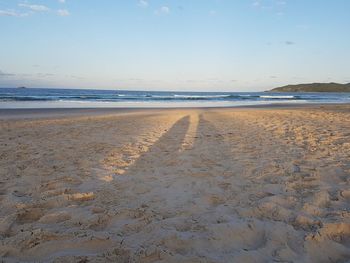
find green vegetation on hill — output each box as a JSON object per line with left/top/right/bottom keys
{"left": 269, "top": 83, "right": 350, "bottom": 92}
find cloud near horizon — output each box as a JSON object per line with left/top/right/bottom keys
{"left": 0, "top": 70, "right": 15, "bottom": 77}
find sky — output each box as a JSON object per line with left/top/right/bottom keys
{"left": 0, "top": 0, "right": 350, "bottom": 92}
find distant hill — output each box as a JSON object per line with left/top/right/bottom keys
{"left": 269, "top": 83, "right": 350, "bottom": 92}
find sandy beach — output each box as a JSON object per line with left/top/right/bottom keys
{"left": 0, "top": 104, "right": 350, "bottom": 262}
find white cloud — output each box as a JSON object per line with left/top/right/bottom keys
{"left": 18, "top": 3, "right": 50, "bottom": 12}
{"left": 57, "top": 9, "right": 70, "bottom": 16}
{"left": 58, "top": 0, "right": 66, "bottom": 3}
{"left": 0, "top": 10, "right": 26, "bottom": 17}
{"left": 138, "top": 0, "right": 148, "bottom": 8}
{"left": 160, "top": 6, "right": 170, "bottom": 13}
{"left": 155, "top": 6, "right": 170, "bottom": 15}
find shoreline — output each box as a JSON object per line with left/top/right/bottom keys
{"left": 1, "top": 102, "right": 349, "bottom": 120}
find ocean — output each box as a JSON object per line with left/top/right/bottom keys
{"left": 0, "top": 88, "right": 349, "bottom": 109}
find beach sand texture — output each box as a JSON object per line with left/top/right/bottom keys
{"left": 0, "top": 105, "right": 350, "bottom": 262}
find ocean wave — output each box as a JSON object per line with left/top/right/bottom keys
{"left": 0, "top": 96, "right": 53, "bottom": 101}
{"left": 259, "top": 95, "right": 296, "bottom": 99}
{"left": 174, "top": 94, "right": 231, "bottom": 98}
{"left": 0, "top": 94, "right": 296, "bottom": 102}
{"left": 1, "top": 88, "right": 347, "bottom": 104}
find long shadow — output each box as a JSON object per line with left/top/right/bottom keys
{"left": 189, "top": 113, "right": 237, "bottom": 173}
{"left": 121, "top": 115, "right": 191, "bottom": 176}
{"left": 122, "top": 113, "right": 236, "bottom": 178}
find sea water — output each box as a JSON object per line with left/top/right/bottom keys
{"left": 0, "top": 88, "right": 349, "bottom": 109}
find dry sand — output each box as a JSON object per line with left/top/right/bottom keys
{"left": 0, "top": 105, "right": 349, "bottom": 262}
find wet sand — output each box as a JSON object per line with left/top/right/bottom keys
{"left": 0, "top": 105, "right": 350, "bottom": 262}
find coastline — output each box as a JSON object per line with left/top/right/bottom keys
{"left": 1, "top": 102, "right": 349, "bottom": 120}
{"left": 1, "top": 88, "right": 349, "bottom": 112}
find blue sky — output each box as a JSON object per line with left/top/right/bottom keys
{"left": 0, "top": 0, "right": 349, "bottom": 91}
